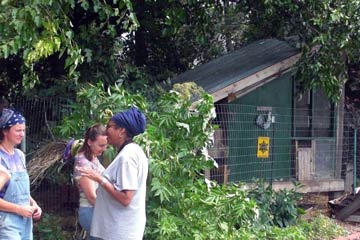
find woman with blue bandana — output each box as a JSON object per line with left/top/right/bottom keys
{"left": 0, "top": 107, "right": 42, "bottom": 240}
{"left": 78, "top": 106, "right": 148, "bottom": 240}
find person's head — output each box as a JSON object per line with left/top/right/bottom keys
{"left": 106, "top": 106, "right": 146, "bottom": 148}
{"left": 79, "top": 123, "right": 107, "bottom": 161}
{"left": 0, "top": 108, "right": 26, "bottom": 145}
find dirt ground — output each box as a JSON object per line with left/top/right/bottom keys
{"left": 335, "top": 221, "right": 360, "bottom": 240}
{"left": 301, "top": 193, "right": 360, "bottom": 240}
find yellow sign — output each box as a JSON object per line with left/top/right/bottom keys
{"left": 257, "top": 137, "right": 270, "bottom": 158}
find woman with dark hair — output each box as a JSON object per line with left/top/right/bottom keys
{"left": 78, "top": 106, "right": 148, "bottom": 240}
{"left": 0, "top": 107, "right": 42, "bottom": 240}
{"left": 73, "top": 124, "right": 107, "bottom": 240}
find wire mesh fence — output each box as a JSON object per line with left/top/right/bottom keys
{"left": 9, "top": 97, "right": 360, "bottom": 189}
{"left": 208, "top": 103, "right": 359, "bottom": 188}
{"left": 12, "top": 96, "right": 72, "bottom": 156}
{"left": 10, "top": 96, "right": 78, "bottom": 235}
{"left": 5, "top": 96, "right": 360, "bottom": 237}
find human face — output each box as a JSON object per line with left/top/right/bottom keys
{"left": 3, "top": 124, "right": 26, "bottom": 146}
{"left": 88, "top": 135, "right": 107, "bottom": 157}
{"left": 106, "top": 120, "right": 127, "bottom": 149}
{"left": 105, "top": 120, "right": 119, "bottom": 146}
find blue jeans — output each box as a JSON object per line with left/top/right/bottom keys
{"left": 78, "top": 207, "right": 95, "bottom": 240}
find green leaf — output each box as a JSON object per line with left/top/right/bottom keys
{"left": 1, "top": 0, "right": 10, "bottom": 5}
{"left": 2, "top": 44, "right": 9, "bottom": 58}
{"left": 65, "top": 30, "right": 73, "bottom": 39}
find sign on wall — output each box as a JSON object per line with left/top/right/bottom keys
{"left": 257, "top": 136, "right": 270, "bottom": 158}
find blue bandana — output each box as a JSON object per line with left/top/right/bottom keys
{"left": 111, "top": 107, "right": 146, "bottom": 137}
{"left": 0, "top": 108, "right": 25, "bottom": 129}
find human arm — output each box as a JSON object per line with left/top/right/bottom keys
{"left": 30, "top": 196, "right": 42, "bottom": 220}
{"left": 0, "top": 159, "right": 37, "bottom": 218}
{"left": 0, "top": 165, "right": 10, "bottom": 190}
{"left": 77, "top": 167, "right": 134, "bottom": 207}
{"left": 0, "top": 198, "right": 35, "bottom": 218}
{"left": 0, "top": 166, "right": 35, "bottom": 218}
{"left": 78, "top": 176, "right": 97, "bottom": 205}
{"left": 99, "top": 177, "right": 134, "bottom": 207}
{"left": 73, "top": 155, "right": 99, "bottom": 205}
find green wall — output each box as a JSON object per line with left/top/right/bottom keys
{"left": 227, "top": 72, "right": 293, "bottom": 182}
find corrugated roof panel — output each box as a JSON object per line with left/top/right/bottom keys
{"left": 171, "top": 38, "right": 299, "bottom": 94}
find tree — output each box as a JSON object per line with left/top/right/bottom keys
{"left": 140, "top": 0, "right": 360, "bottom": 101}
{"left": 0, "top": 1, "right": 249, "bottom": 97}
{"left": 244, "top": 0, "right": 360, "bottom": 101}
{"left": 2, "top": 0, "right": 360, "bottom": 101}
{"left": 0, "top": 0, "right": 139, "bottom": 97}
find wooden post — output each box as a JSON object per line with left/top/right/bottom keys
{"left": 298, "top": 148, "right": 313, "bottom": 181}
{"left": 336, "top": 193, "right": 360, "bottom": 220}
{"left": 223, "top": 165, "right": 228, "bottom": 184}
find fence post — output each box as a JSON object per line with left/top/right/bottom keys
{"left": 269, "top": 115, "right": 276, "bottom": 187}
{"left": 354, "top": 128, "right": 357, "bottom": 195}
{"left": 21, "top": 133, "right": 26, "bottom": 154}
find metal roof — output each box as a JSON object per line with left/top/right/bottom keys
{"left": 171, "top": 38, "right": 299, "bottom": 94}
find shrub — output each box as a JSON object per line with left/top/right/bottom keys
{"left": 248, "top": 180, "right": 304, "bottom": 227}
{"left": 34, "top": 213, "right": 73, "bottom": 240}
{"left": 51, "top": 83, "right": 343, "bottom": 239}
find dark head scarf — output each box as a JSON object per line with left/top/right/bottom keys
{"left": 0, "top": 108, "right": 25, "bottom": 129}
{"left": 111, "top": 107, "right": 146, "bottom": 137}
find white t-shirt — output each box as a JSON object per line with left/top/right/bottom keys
{"left": 90, "top": 143, "right": 148, "bottom": 240}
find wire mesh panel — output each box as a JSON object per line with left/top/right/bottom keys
{"left": 343, "top": 108, "right": 360, "bottom": 189}
{"left": 9, "top": 96, "right": 76, "bottom": 230}
{"left": 8, "top": 96, "right": 359, "bottom": 187}
{"left": 208, "top": 103, "right": 357, "bottom": 185}
{"left": 12, "top": 96, "right": 72, "bottom": 156}
{"left": 3, "top": 96, "right": 360, "bottom": 229}
{"left": 209, "top": 104, "right": 293, "bottom": 183}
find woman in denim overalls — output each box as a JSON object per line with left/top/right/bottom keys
{"left": 0, "top": 107, "right": 42, "bottom": 240}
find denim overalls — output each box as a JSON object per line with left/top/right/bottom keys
{"left": 0, "top": 150, "right": 32, "bottom": 240}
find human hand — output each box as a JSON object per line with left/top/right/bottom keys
{"left": 32, "top": 204, "right": 42, "bottom": 221}
{"left": 76, "top": 166, "right": 102, "bottom": 183}
{"left": 16, "top": 205, "right": 36, "bottom": 218}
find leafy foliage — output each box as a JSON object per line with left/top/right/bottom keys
{"left": 3, "top": 1, "right": 360, "bottom": 102}
{"left": 34, "top": 213, "right": 73, "bottom": 240}
{"left": 143, "top": 90, "right": 259, "bottom": 239}
{"left": 0, "top": 0, "right": 139, "bottom": 91}
{"left": 53, "top": 83, "right": 318, "bottom": 238}
{"left": 256, "top": 0, "right": 360, "bottom": 101}
{"left": 172, "top": 82, "right": 205, "bottom": 102}
{"left": 241, "top": 213, "right": 346, "bottom": 240}
{"left": 248, "top": 180, "right": 304, "bottom": 228}
{"left": 54, "top": 82, "right": 147, "bottom": 139}
{"left": 304, "top": 214, "right": 346, "bottom": 240}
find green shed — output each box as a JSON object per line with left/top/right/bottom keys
{"left": 172, "top": 38, "right": 345, "bottom": 193}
